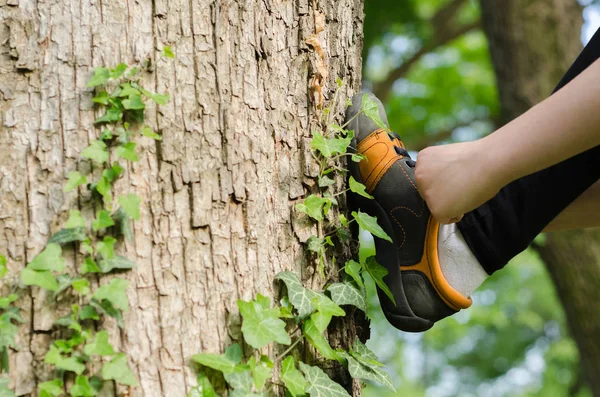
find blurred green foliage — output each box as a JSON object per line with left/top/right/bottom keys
{"left": 360, "top": 0, "right": 592, "bottom": 395}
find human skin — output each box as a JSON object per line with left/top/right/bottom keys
{"left": 415, "top": 58, "right": 600, "bottom": 225}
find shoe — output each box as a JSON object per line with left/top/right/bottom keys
{"left": 345, "top": 92, "right": 472, "bottom": 332}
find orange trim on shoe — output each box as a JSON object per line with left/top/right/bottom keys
{"left": 404, "top": 217, "right": 473, "bottom": 311}
{"left": 357, "top": 129, "right": 405, "bottom": 193}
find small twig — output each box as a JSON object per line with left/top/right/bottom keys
{"left": 274, "top": 335, "right": 304, "bottom": 363}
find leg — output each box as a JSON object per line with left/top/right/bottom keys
{"left": 458, "top": 29, "right": 600, "bottom": 274}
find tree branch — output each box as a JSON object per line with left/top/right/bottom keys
{"left": 372, "top": 19, "right": 481, "bottom": 102}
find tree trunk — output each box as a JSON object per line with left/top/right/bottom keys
{"left": 0, "top": 0, "right": 365, "bottom": 395}
{"left": 479, "top": 1, "right": 600, "bottom": 394}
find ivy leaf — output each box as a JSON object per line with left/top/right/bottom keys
{"left": 351, "top": 153, "right": 365, "bottom": 162}
{"left": 79, "top": 305, "right": 99, "bottom": 321}
{"left": 64, "top": 171, "right": 87, "bottom": 192}
{"left": 237, "top": 294, "right": 291, "bottom": 349}
{"left": 102, "top": 353, "right": 137, "bottom": 386}
{"left": 90, "top": 298, "right": 124, "bottom": 328}
{"left": 103, "top": 163, "right": 124, "bottom": 182}
{"left": 97, "top": 236, "right": 116, "bottom": 260}
{"left": 361, "top": 94, "right": 388, "bottom": 130}
{"left": 122, "top": 93, "right": 145, "bottom": 110}
{"left": 93, "top": 278, "right": 129, "bottom": 311}
{"left": 344, "top": 260, "right": 364, "bottom": 288}
{"left": 275, "top": 271, "right": 317, "bottom": 318}
{"left": 38, "top": 379, "right": 63, "bottom": 397}
{"left": 310, "top": 292, "right": 345, "bottom": 332}
{"left": 296, "top": 195, "right": 328, "bottom": 221}
{"left": 351, "top": 211, "right": 392, "bottom": 243}
{"left": 135, "top": 84, "right": 170, "bottom": 105}
{"left": 141, "top": 126, "right": 162, "bottom": 140}
{"left": 188, "top": 373, "right": 217, "bottom": 397}
{"left": 115, "top": 142, "right": 139, "bottom": 162}
{"left": 347, "top": 340, "right": 395, "bottom": 391}
{"left": 110, "top": 63, "right": 128, "bottom": 79}
{"left": 348, "top": 176, "right": 373, "bottom": 199}
{"left": 98, "top": 255, "right": 136, "bottom": 273}
{"left": 84, "top": 330, "right": 116, "bottom": 356}
{"left": 21, "top": 268, "right": 58, "bottom": 291}
{"left": 49, "top": 227, "right": 87, "bottom": 245}
{"left": 80, "top": 257, "right": 100, "bottom": 274}
{"left": 311, "top": 130, "right": 352, "bottom": 158}
{"left": 318, "top": 175, "right": 335, "bottom": 188}
{"left": 118, "top": 194, "right": 141, "bottom": 220}
{"left": 95, "top": 176, "right": 111, "bottom": 202}
{"left": 364, "top": 256, "right": 396, "bottom": 305}
{"left": 82, "top": 140, "right": 109, "bottom": 164}
{"left": 302, "top": 319, "right": 338, "bottom": 361}
{"left": 117, "top": 83, "right": 139, "bottom": 97}
{"left": 69, "top": 375, "right": 96, "bottom": 397}
{"left": 0, "top": 255, "right": 6, "bottom": 278}
{"left": 87, "top": 67, "right": 110, "bottom": 87}
{"left": 72, "top": 279, "right": 90, "bottom": 295}
{"left": 223, "top": 366, "right": 253, "bottom": 394}
{"left": 191, "top": 352, "right": 237, "bottom": 375}
{"left": 27, "top": 244, "right": 64, "bottom": 272}
{"left": 45, "top": 345, "right": 86, "bottom": 374}
{"left": 281, "top": 356, "right": 307, "bottom": 397}
{"left": 248, "top": 355, "right": 272, "bottom": 390}
{"left": 0, "top": 378, "right": 14, "bottom": 397}
{"left": 112, "top": 208, "right": 133, "bottom": 242}
{"left": 65, "top": 210, "right": 86, "bottom": 229}
{"left": 92, "top": 91, "right": 110, "bottom": 106}
{"left": 327, "top": 282, "right": 366, "bottom": 312}
{"left": 299, "top": 362, "right": 351, "bottom": 397}
{"left": 0, "top": 295, "right": 17, "bottom": 310}
{"left": 162, "top": 46, "right": 175, "bottom": 58}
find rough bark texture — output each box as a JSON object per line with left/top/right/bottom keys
{"left": 479, "top": 1, "right": 600, "bottom": 395}
{"left": 0, "top": 0, "right": 365, "bottom": 395}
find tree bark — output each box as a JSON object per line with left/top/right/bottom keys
{"left": 0, "top": 0, "right": 365, "bottom": 395}
{"left": 479, "top": 1, "right": 600, "bottom": 394}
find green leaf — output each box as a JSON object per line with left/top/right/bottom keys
{"left": 122, "top": 93, "right": 145, "bottom": 110}
{"left": 112, "top": 208, "right": 133, "bottom": 242}
{"left": 49, "top": 227, "right": 88, "bottom": 245}
{"left": 65, "top": 171, "right": 87, "bottom": 192}
{"left": 81, "top": 140, "right": 109, "bottom": 164}
{"left": 327, "top": 282, "right": 366, "bottom": 312}
{"left": 348, "top": 176, "right": 373, "bottom": 199}
{"left": 110, "top": 63, "right": 128, "bottom": 79}
{"left": 93, "top": 278, "right": 129, "bottom": 311}
{"left": 299, "top": 362, "right": 351, "bottom": 397}
{"left": 275, "top": 271, "right": 317, "bottom": 318}
{"left": 28, "top": 243, "right": 65, "bottom": 272}
{"left": 249, "top": 355, "right": 273, "bottom": 390}
{"left": 310, "top": 292, "right": 345, "bottom": 332}
{"left": 352, "top": 211, "right": 392, "bottom": 243}
{"left": 281, "top": 356, "right": 307, "bottom": 397}
{"left": 347, "top": 340, "right": 395, "bottom": 391}
{"left": 117, "top": 83, "right": 139, "bottom": 97}
{"left": 351, "top": 153, "right": 365, "bottom": 162}
{"left": 87, "top": 67, "right": 110, "bottom": 87}
{"left": 344, "top": 260, "right": 363, "bottom": 288}
{"left": 0, "top": 315, "right": 19, "bottom": 351}
{"left": 38, "top": 379, "right": 63, "bottom": 397}
{"left": 191, "top": 352, "right": 237, "bottom": 375}
{"left": 21, "top": 268, "right": 58, "bottom": 291}
{"left": 311, "top": 130, "right": 352, "bottom": 158}
{"left": 296, "top": 195, "right": 328, "bottom": 221}
{"left": 224, "top": 365, "right": 253, "bottom": 395}
{"left": 98, "top": 255, "right": 136, "bottom": 273}
{"left": 102, "top": 164, "right": 124, "bottom": 182}
{"left": 361, "top": 94, "right": 388, "bottom": 130}
{"left": 80, "top": 257, "right": 100, "bottom": 274}
{"left": 90, "top": 299, "right": 124, "bottom": 328}
{"left": 118, "top": 194, "right": 141, "bottom": 220}
{"left": 0, "top": 378, "right": 14, "bottom": 397}
{"left": 94, "top": 105, "right": 123, "bottom": 124}
{"left": 0, "top": 295, "right": 17, "bottom": 310}
{"left": 224, "top": 343, "right": 242, "bottom": 364}
{"left": 65, "top": 210, "right": 86, "bottom": 229}
{"left": 318, "top": 175, "right": 334, "bottom": 188}
{"left": 96, "top": 236, "right": 116, "bottom": 260}
{"left": 188, "top": 373, "right": 217, "bottom": 397}
{"left": 302, "top": 319, "right": 337, "bottom": 361}
{"left": 69, "top": 375, "right": 96, "bottom": 397}
{"left": 84, "top": 330, "right": 116, "bottom": 356}
{"left": 237, "top": 294, "right": 291, "bottom": 349}
{"left": 0, "top": 255, "right": 6, "bottom": 278}
{"left": 135, "top": 84, "right": 170, "bottom": 105}
{"left": 364, "top": 256, "right": 396, "bottom": 305}
{"left": 79, "top": 305, "right": 99, "bottom": 321}
{"left": 95, "top": 176, "right": 111, "bottom": 201}
{"left": 102, "top": 353, "right": 137, "bottom": 386}
{"left": 115, "top": 142, "right": 138, "bottom": 162}
{"left": 162, "top": 46, "right": 175, "bottom": 58}
{"left": 47, "top": 347, "right": 86, "bottom": 375}
{"left": 72, "top": 279, "right": 90, "bottom": 295}
{"left": 93, "top": 91, "right": 110, "bottom": 106}
{"left": 141, "top": 126, "right": 162, "bottom": 140}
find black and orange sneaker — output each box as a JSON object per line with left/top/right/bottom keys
{"left": 346, "top": 93, "right": 472, "bottom": 332}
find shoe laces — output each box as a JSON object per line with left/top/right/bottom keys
{"left": 387, "top": 131, "right": 416, "bottom": 168}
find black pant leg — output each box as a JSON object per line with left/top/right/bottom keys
{"left": 457, "top": 28, "right": 600, "bottom": 274}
